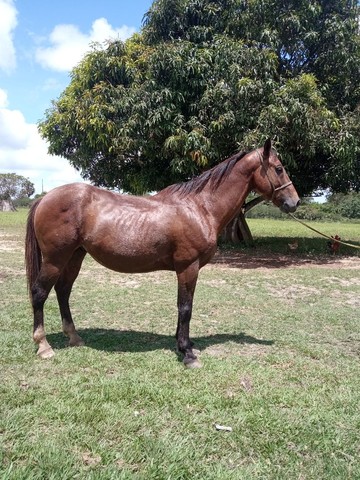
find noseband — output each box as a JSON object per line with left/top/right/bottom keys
{"left": 256, "top": 149, "right": 293, "bottom": 199}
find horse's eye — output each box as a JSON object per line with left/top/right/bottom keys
{"left": 275, "top": 166, "right": 283, "bottom": 174}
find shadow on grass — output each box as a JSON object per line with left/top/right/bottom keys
{"left": 214, "top": 237, "right": 360, "bottom": 270}
{"left": 47, "top": 329, "right": 273, "bottom": 357}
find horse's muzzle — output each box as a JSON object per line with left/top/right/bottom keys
{"left": 280, "top": 199, "right": 300, "bottom": 213}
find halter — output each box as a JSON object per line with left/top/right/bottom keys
{"left": 256, "top": 149, "right": 293, "bottom": 199}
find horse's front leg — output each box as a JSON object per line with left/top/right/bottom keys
{"left": 176, "top": 263, "right": 201, "bottom": 368}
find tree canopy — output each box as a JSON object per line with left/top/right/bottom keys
{"left": 39, "top": 0, "right": 360, "bottom": 196}
{"left": 0, "top": 173, "right": 35, "bottom": 201}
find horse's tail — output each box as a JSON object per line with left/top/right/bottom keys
{"left": 25, "top": 198, "right": 42, "bottom": 294}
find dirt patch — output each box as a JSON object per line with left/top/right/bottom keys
{"left": 1, "top": 265, "right": 25, "bottom": 277}
{"left": 210, "top": 250, "right": 360, "bottom": 271}
{"left": 330, "top": 290, "right": 360, "bottom": 308}
{"left": 326, "top": 276, "right": 360, "bottom": 286}
{"left": 267, "top": 284, "right": 322, "bottom": 302}
{"left": 0, "top": 240, "right": 22, "bottom": 252}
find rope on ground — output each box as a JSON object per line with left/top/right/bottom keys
{"left": 288, "top": 213, "right": 360, "bottom": 250}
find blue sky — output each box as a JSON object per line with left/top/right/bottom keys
{"left": 0, "top": 0, "right": 153, "bottom": 195}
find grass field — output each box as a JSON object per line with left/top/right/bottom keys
{"left": 1, "top": 209, "right": 360, "bottom": 479}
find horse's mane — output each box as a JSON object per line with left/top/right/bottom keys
{"left": 159, "top": 151, "right": 248, "bottom": 197}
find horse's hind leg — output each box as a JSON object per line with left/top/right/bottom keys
{"left": 32, "top": 262, "right": 62, "bottom": 359}
{"left": 54, "top": 247, "right": 87, "bottom": 347}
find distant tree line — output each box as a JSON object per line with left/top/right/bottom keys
{"left": 247, "top": 193, "right": 360, "bottom": 221}
{"left": 0, "top": 173, "right": 35, "bottom": 211}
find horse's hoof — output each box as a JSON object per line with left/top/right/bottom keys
{"left": 37, "top": 346, "right": 55, "bottom": 359}
{"left": 184, "top": 358, "right": 202, "bottom": 369}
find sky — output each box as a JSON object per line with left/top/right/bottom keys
{"left": 0, "top": 0, "right": 153, "bottom": 195}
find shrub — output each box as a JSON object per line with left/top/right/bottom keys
{"left": 338, "top": 193, "right": 360, "bottom": 219}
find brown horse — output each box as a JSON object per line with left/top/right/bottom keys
{"left": 25, "top": 139, "right": 300, "bottom": 367}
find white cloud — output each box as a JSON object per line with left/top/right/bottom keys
{"left": 0, "top": 0, "right": 17, "bottom": 73}
{"left": 35, "top": 17, "right": 136, "bottom": 72}
{"left": 0, "top": 88, "right": 9, "bottom": 108}
{"left": 0, "top": 103, "right": 84, "bottom": 195}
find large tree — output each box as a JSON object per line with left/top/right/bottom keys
{"left": 39, "top": 0, "right": 360, "bottom": 198}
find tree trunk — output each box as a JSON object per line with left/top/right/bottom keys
{"left": 0, "top": 200, "right": 16, "bottom": 212}
{"left": 221, "top": 196, "right": 264, "bottom": 246}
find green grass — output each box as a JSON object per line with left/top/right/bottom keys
{"left": 1, "top": 210, "right": 360, "bottom": 479}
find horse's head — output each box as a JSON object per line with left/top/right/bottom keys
{"left": 252, "top": 139, "right": 300, "bottom": 213}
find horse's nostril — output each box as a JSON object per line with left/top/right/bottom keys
{"left": 281, "top": 199, "right": 299, "bottom": 213}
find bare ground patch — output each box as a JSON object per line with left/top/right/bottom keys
{"left": 267, "top": 284, "right": 322, "bottom": 302}
{"left": 210, "top": 250, "right": 360, "bottom": 271}
{"left": 328, "top": 290, "right": 360, "bottom": 308}
{"left": 0, "top": 265, "right": 25, "bottom": 278}
{"left": 326, "top": 276, "right": 360, "bottom": 286}
{"left": 0, "top": 239, "right": 23, "bottom": 252}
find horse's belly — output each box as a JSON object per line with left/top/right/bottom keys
{"left": 81, "top": 208, "right": 214, "bottom": 273}
{"left": 84, "top": 239, "right": 174, "bottom": 273}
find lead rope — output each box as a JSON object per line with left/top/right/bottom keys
{"left": 288, "top": 213, "right": 360, "bottom": 250}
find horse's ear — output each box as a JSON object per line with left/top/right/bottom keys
{"left": 263, "top": 138, "right": 272, "bottom": 159}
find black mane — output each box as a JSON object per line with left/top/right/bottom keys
{"left": 161, "top": 151, "right": 248, "bottom": 197}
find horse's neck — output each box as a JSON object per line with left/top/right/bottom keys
{"left": 199, "top": 162, "right": 255, "bottom": 235}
